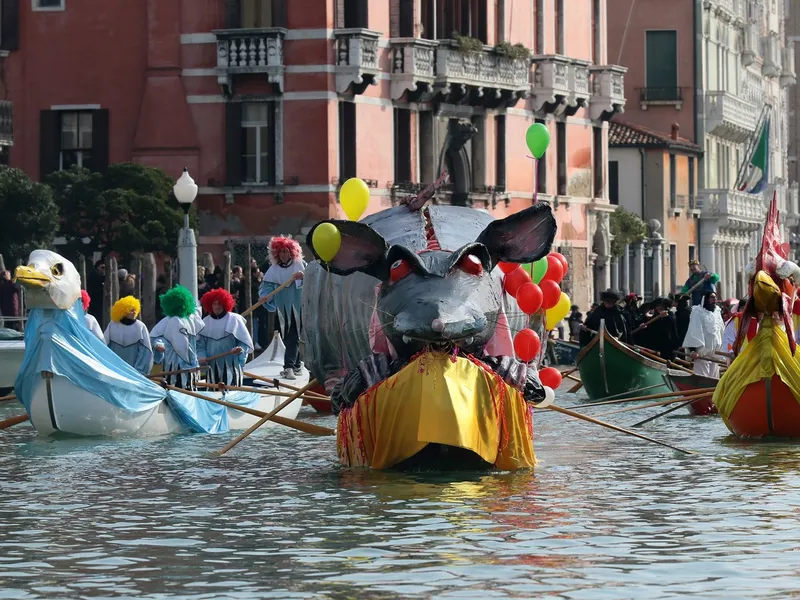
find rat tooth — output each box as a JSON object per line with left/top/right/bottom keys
{"left": 402, "top": 335, "right": 411, "bottom": 344}
{"left": 465, "top": 337, "right": 474, "bottom": 345}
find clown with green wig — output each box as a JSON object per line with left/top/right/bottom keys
{"left": 150, "top": 285, "right": 205, "bottom": 390}
{"left": 104, "top": 295, "right": 154, "bottom": 376}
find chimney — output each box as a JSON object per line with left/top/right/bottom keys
{"left": 671, "top": 123, "right": 680, "bottom": 140}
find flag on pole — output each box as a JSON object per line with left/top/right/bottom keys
{"left": 737, "top": 117, "right": 770, "bottom": 194}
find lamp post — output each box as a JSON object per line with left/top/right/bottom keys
{"left": 173, "top": 168, "right": 199, "bottom": 300}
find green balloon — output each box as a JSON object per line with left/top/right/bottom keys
{"left": 532, "top": 257, "right": 548, "bottom": 283}
{"left": 526, "top": 123, "right": 551, "bottom": 159}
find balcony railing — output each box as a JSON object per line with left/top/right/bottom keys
{"left": 698, "top": 188, "right": 766, "bottom": 228}
{"left": 0, "top": 101, "right": 12, "bottom": 146}
{"left": 214, "top": 28, "right": 287, "bottom": 94}
{"left": 334, "top": 28, "right": 381, "bottom": 94}
{"left": 390, "top": 38, "right": 436, "bottom": 100}
{"left": 589, "top": 65, "right": 627, "bottom": 121}
{"left": 704, "top": 91, "right": 758, "bottom": 143}
{"left": 530, "top": 56, "right": 591, "bottom": 115}
{"left": 781, "top": 45, "right": 796, "bottom": 88}
{"left": 639, "top": 87, "right": 684, "bottom": 103}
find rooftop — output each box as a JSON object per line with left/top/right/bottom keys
{"left": 609, "top": 121, "right": 703, "bottom": 153}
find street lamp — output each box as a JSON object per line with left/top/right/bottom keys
{"left": 174, "top": 167, "right": 199, "bottom": 300}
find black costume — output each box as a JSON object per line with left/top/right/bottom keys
{"left": 579, "top": 291, "right": 627, "bottom": 346}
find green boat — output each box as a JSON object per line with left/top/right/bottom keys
{"left": 575, "top": 320, "right": 676, "bottom": 400}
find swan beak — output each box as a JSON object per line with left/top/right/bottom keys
{"left": 13, "top": 265, "right": 51, "bottom": 288}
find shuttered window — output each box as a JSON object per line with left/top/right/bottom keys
{"left": 393, "top": 108, "right": 411, "bottom": 183}
{"left": 40, "top": 109, "right": 109, "bottom": 179}
{"left": 339, "top": 102, "right": 356, "bottom": 181}
{"left": 645, "top": 31, "right": 678, "bottom": 100}
{"left": 241, "top": 102, "right": 276, "bottom": 185}
{"left": 0, "top": 0, "right": 20, "bottom": 51}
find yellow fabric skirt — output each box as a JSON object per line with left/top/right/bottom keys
{"left": 337, "top": 352, "right": 536, "bottom": 470}
{"left": 714, "top": 319, "right": 800, "bottom": 430}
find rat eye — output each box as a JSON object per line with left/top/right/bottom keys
{"left": 389, "top": 259, "right": 412, "bottom": 284}
{"left": 51, "top": 263, "right": 64, "bottom": 277}
{"left": 458, "top": 254, "right": 483, "bottom": 276}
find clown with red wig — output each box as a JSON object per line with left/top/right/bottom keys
{"left": 259, "top": 236, "right": 306, "bottom": 379}
{"left": 81, "top": 290, "right": 104, "bottom": 340}
{"left": 197, "top": 288, "right": 253, "bottom": 386}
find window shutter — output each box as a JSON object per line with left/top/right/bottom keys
{"left": 90, "top": 109, "right": 110, "bottom": 172}
{"left": 224, "top": 0, "right": 241, "bottom": 28}
{"left": 271, "top": 0, "right": 286, "bottom": 28}
{"left": 0, "top": 0, "right": 20, "bottom": 52}
{"left": 399, "top": 0, "right": 414, "bottom": 37}
{"left": 225, "top": 101, "right": 243, "bottom": 186}
{"left": 39, "top": 110, "right": 59, "bottom": 180}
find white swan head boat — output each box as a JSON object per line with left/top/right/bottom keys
{"left": 13, "top": 250, "right": 306, "bottom": 437}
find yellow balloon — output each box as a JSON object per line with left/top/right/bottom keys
{"left": 545, "top": 292, "right": 571, "bottom": 330}
{"left": 340, "top": 178, "right": 370, "bottom": 221}
{"left": 312, "top": 222, "right": 342, "bottom": 262}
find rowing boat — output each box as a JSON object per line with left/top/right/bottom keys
{"left": 665, "top": 371, "right": 718, "bottom": 416}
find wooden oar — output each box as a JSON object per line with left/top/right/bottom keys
{"left": 243, "top": 370, "right": 330, "bottom": 400}
{"left": 593, "top": 392, "right": 713, "bottom": 417}
{"left": 164, "top": 384, "right": 334, "bottom": 437}
{"left": 0, "top": 414, "right": 28, "bottom": 430}
{"left": 217, "top": 379, "right": 318, "bottom": 456}
{"left": 632, "top": 398, "right": 701, "bottom": 427}
{"left": 633, "top": 346, "right": 695, "bottom": 374}
{"left": 545, "top": 405, "right": 695, "bottom": 455}
{"left": 0, "top": 393, "right": 17, "bottom": 402}
{"left": 561, "top": 383, "right": 664, "bottom": 408}
{"left": 630, "top": 312, "right": 667, "bottom": 336}
{"left": 563, "top": 387, "right": 715, "bottom": 410}
{"left": 199, "top": 347, "right": 244, "bottom": 365}
{"left": 568, "top": 380, "right": 584, "bottom": 393}
{"left": 147, "top": 366, "right": 203, "bottom": 380}
{"left": 675, "top": 350, "right": 728, "bottom": 367}
{"left": 197, "top": 382, "right": 330, "bottom": 403}
{"left": 241, "top": 278, "right": 296, "bottom": 318}
{"left": 559, "top": 366, "right": 579, "bottom": 378}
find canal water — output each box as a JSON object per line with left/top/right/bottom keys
{"left": 0, "top": 393, "right": 798, "bottom": 599}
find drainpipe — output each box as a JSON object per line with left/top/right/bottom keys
{"left": 639, "top": 148, "right": 647, "bottom": 219}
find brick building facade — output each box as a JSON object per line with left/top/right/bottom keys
{"left": 0, "top": 0, "right": 625, "bottom": 310}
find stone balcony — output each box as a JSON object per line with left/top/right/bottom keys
{"left": 530, "top": 56, "right": 591, "bottom": 115}
{"left": 390, "top": 38, "right": 436, "bottom": 101}
{"left": 704, "top": 91, "right": 758, "bottom": 143}
{"left": 0, "top": 101, "right": 12, "bottom": 146}
{"left": 698, "top": 188, "right": 766, "bottom": 230}
{"left": 334, "top": 28, "right": 381, "bottom": 95}
{"left": 589, "top": 65, "right": 627, "bottom": 121}
{"left": 433, "top": 41, "right": 529, "bottom": 107}
{"left": 780, "top": 45, "right": 796, "bottom": 88}
{"left": 214, "top": 28, "right": 287, "bottom": 95}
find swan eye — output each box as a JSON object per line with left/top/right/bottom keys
{"left": 458, "top": 254, "right": 483, "bottom": 276}
{"left": 390, "top": 259, "right": 412, "bottom": 284}
{"left": 51, "top": 263, "right": 64, "bottom": 277}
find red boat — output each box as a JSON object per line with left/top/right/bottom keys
{"left": 303, "top": 381, "right": 333, "bottom": 413}
{"left": 667, "top": 372, "right": 718, "bottom": 416}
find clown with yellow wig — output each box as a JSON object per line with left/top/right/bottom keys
{"left": 104, "top": 295, "right": 154, "bottom": 376}
{"left": 198, "top": 288, "right": 253, "bottom": 386}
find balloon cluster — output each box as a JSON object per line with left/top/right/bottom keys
{"left": 311, "top": 178, "right": 371, "bottom": 262}
{"left": 504, "top": 250, "right": 572, "bottom": 388}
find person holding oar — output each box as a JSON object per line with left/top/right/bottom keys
{"left": 681, "top": 259, "right": 719, "bottom": 306}
{"left": 579, "top": 289, "right": 627, "bottom": 346}
{"left": 104, "top": 296, "right": 154, "bottom": 376}
{"left": 682, "top": 291, "right": 725, "bottom": 378}
{"left": 151, "top": 286, "right": 205, "bottom": 390}
{"left": 197, "top": 289, "right": 253, "bottom": 387}
{"left": 635, "top": 297, "right": 680, "bottom": 360}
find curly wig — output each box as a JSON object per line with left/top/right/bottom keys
{"left": 159, "top": 285, "right": 196, "bottom": 318}
{"left": 200, "top": 288, "right": 235, "bottom": 315}
{"left": 269, "top": 236, "right": 303, "bottom": 265}
{"left": 80, "top": 290, "right": 91, "bottom": 311}
{"left": 111, "top": 296, "right": 141, "bottom": 322}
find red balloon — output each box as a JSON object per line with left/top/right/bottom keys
{"left": 514, "top": 329, "right": 541, "bottom": 362}
{"left": 747, "top": 318, "right": 758, "bottom": 341}
{"left": 540, "top": 279, "right": 562, "bottom": 310}
{"left": 498, "top": 261, "right": 520, "bottom": 274}
{"left": 793, "top": 299, "right": 800, "bottom": 316}
{"left": 504, "top": 267, "right": 532, "bottom": 298}
{"left": 517, "top": 282, "right": 544, "bottom": 315}
{"left": 551, "top": 252, "right": 569, "bottom": 276}
{"left": 542, "top": 255, "right": 564, "bottom": 283}
{"left": 538, "top": 366, "right": 563, "bottom": 389}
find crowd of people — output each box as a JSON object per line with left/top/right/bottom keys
{"left": 570, "top": 260, "right": 736, "bottom": 379}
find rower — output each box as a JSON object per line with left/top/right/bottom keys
{"left": 104, "top": 296, "right": 154, "bottom": 376}
{"left": 682, "top": 292, "right": 725, "bottom": 377}
{"left": 681, "top": 260, "right": 719, "bottom": 306}
{"left": 197, "top": 289, "right": 254, "bottom": 387}
{"left": 579, "top": 289, "right": 627, "bottom": 346}
{"left": 151, "top": 286, "right": 205, "bottom": 390}
{"left": 80, "top": 290, "right": 104, "bottom": 340}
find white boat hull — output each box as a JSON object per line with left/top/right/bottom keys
{"left": 24, "top": 333, "right": 308, "bottom": 438}
{"left": 0, "top": 340, "right": 25, "bottom": 390}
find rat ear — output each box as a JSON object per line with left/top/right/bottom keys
{"left": 475, "top": 204, "right": 557, "bottom": 266}
{"left": 307, "top": 220, "right": 389, "bottom": 279}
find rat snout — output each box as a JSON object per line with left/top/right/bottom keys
{"left": 392, "top": 310, "right": 486, "bottom": 343}
{"left": 431, "top": 318, "right": 445, "bottom": 332}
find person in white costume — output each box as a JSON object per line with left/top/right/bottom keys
{"left": 80, "top": 290, "right": 104, "bottom": 340}
{"left": 197, "top": 288, "right": 254, "bottom": 386}
{"left": 150, "top": 285, "right": 205, "bottom": 390}
{"left": 682, "top": 292, "right": 725, "bottom": 378}
{"left": 104, "top": 296, "right": 154, "bottom": 376}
